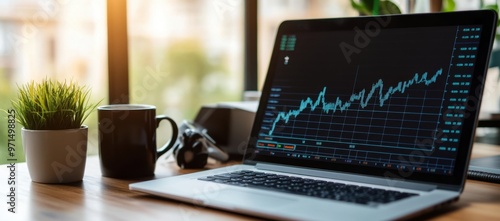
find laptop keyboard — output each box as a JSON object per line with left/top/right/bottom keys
{"left": 198, "top": 170, "right": 418, "bottom": 206}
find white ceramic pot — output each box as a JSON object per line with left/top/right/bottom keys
{"left": 22, "top": 126, "right": 88, "bottom": 183}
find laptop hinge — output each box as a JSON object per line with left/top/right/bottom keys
{"left": 256, "top": 163, "right": 438, "bottom": 192}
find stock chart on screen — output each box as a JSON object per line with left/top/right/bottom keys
{"left": 255, "top": 25, "right": 483, "bottom": 175}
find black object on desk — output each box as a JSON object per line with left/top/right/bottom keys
{"left": 468, "top": 155, "right": 500, "bottom": 183}
{"left": 478, "top": 113, "right": 500, "bottom": 127}
{"left": 193, "top": 102, "right": 257, "bottom": 159}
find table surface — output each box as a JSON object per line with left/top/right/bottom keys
{"left": 1, "top": 143, "right": 500, "bottom": 221}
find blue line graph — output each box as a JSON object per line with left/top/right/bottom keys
{"left": 268, "top": 68, "right": 444, "bottom": 135}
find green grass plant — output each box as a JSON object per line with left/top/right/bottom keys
{"left": 11, "top": 79, "right": 98, "bottom": 130}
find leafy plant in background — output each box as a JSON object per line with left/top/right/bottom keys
{"left": 350, "top": 0, "right": 401, "bottom": 15}
{"left": 445, "top": 0, "right": 499, "bottom": 40}
{"left": 480, "top": 0, "right": 500, "bottom": 41}
{"left": 350, "top": 0, "right": 499, "bottom": 67}
{"left": 12, "top": 79, "right": 99, "bottom": 130}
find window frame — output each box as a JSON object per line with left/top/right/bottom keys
{"left": 106, "top": 0, "right": 258, "bottom": 104}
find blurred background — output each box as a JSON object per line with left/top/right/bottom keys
{"left": 0, "top": 0, "right": 496, "bottom": 164}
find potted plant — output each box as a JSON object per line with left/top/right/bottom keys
{"left": 12, "top": 79, "right": 98, "bottom": 183}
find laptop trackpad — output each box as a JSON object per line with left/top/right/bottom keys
{"left": 206, "top": 189, "right": 296, "bottom": 208}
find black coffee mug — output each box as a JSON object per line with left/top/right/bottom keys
{"left": 98, "top": 104, "right": 178, "bottom": 179}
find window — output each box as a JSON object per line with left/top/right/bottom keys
{"left": 0, "top": 0, "right": 107, "bottom": 164}
{"left": 0, "top": 0, "right": 247, "bottom": 163}
{"left": 127, "top": 0, "right": 245, "bottom": 144}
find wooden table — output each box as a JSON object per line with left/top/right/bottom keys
{"left": 1, "top": 143, "right": 499, "bottom": 221}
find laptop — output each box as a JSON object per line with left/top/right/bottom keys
{"left": 130, "top": 10, "right": 497, "bottom": 220}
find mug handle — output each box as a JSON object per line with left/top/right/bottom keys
{"left": 155, "top": 115, "right": 179, "bottom": 158}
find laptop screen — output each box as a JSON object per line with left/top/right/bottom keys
{"left": 248, "top": 10, "right": 497, "bottom": 186}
